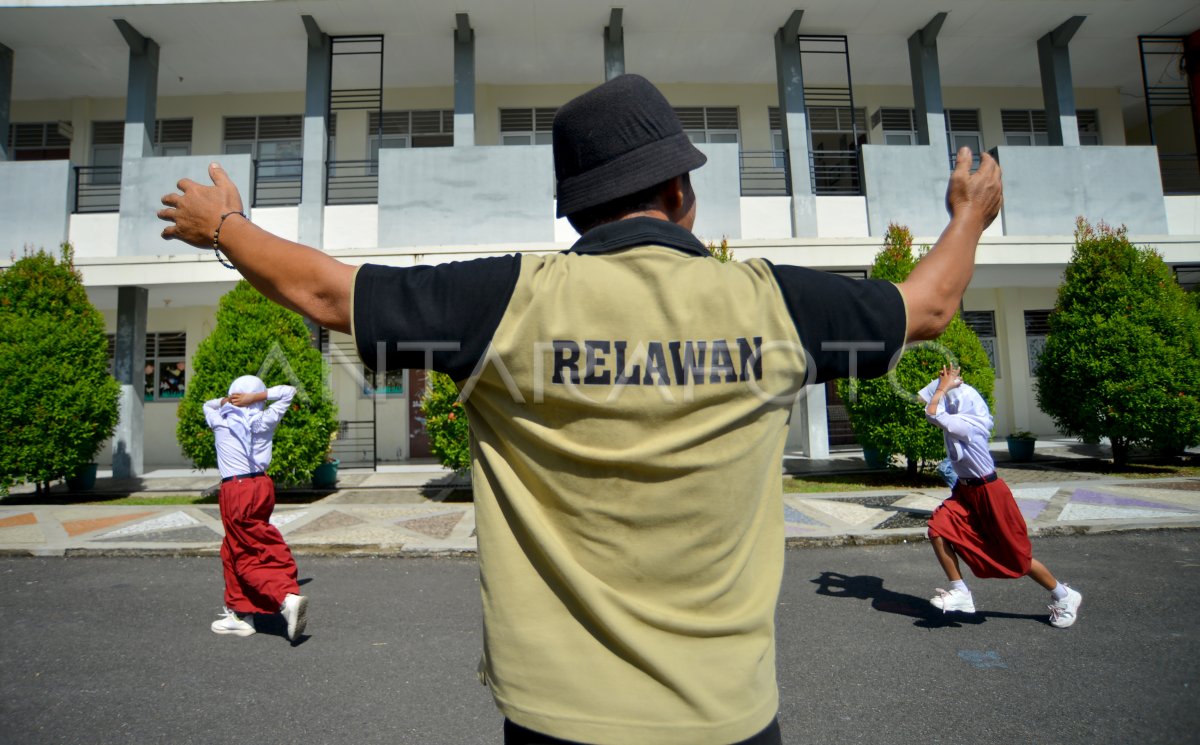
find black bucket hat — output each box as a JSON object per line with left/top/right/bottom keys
{"left": 553, "top": 74, "right": 708, "bottom": 217}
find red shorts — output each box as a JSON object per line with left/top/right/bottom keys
{"left": 927, "top": 477, "right": 1032, "bottom": 579}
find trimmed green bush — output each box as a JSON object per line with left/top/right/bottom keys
{"left": 176, "top": 280, "right": 337, "bottom": 485}
{"left": 837, "top": 224, "right": 995, "bottom": 479}
{"left": 0, "top": 245, "right": 119, "bottom": 495}
{"left": 420, "top": 372, "right": 471, "bottom": 472}
{"left": 1036, "top": 219, "right": 1200, "bottom": 465}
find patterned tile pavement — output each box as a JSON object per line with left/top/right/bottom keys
{"left": 1, "top": 474, "right": 1196, "bottom": 557}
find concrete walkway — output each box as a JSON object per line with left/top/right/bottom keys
{"left": 2, "top": 441, "right": 1197, "bottom": 557}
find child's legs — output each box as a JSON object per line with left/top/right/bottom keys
{"left": 930, "top": 535, "right": 964, "bottom": 582}
{"left": 1026, "top": 558, "right": 1058, "bottom": 591}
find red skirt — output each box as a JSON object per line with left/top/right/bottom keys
{"left": 927, "top": 477, "right": 1032, "bottom": 579}
{"left": 218, "top": 475, "right": 300, "bottom": 614}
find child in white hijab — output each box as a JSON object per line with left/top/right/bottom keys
{"left": 204, "top": 375, "right": 308, "bottom": 641}
{"left": 919, "top": 366, "right": 1082, "bottom": 629}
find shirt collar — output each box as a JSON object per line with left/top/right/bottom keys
{"left": 567, "top": 216, "right": 709, "bottom": 258}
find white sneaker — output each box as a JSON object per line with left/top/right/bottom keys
{"left": 281, "top": 593, "right": 308, "bottom": 640}
{"left": 211, "top": 608, "right": 256, "bottom": 637}
{"left": 930, "top": 587, "right": 976, "bottom": 614}
{"left": 1049, "top": 586, "right": 1082, "bottom": 629}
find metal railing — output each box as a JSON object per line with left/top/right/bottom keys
{"left": 739, "top": 150, "right": 789, "bottom": 196}
{"left": 73, "top": 165, "right": 122, "bottom": 213}
{"left": 326, "top": 160, "right": 379, "bottom": 205}
{"left": 252, "top": 158, "right": 303, "bottom": 207}
{"left": 330, "top": 419, "right": 376, "bottom": 469}
{"left": 810, "top": 149, "right": 862, "bottom": 195}
{"left": 739, "top": 149, "right": 865, "bottom": 197}
{"left": 1158, "top": 153, "right": 1200, "bottom": 195}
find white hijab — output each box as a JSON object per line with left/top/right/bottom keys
{"left": 222, "top": 375, "right": 267, "bottom": 459}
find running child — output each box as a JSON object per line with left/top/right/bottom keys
{"left": 203, "top": 375, "right": 308, "bottom": 640}
{"left": 919, "top": 366, "right": 1082, "bottom": 628}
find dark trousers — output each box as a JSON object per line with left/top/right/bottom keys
{"left": 503, "top": 717, "right": 783, "bottom": 745}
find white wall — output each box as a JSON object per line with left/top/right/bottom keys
{"left": 1165, "top": 195, "right": 1200, "bottom": 236}
{"left": 324, "top": 205, "right": 378, "bottom": 250}
{"left": 68, "top": 213, "right": 120, "bottom": 258}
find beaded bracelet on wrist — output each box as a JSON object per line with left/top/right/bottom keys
{"left": 212, "top": 211, "right": 245, "bottom": 269}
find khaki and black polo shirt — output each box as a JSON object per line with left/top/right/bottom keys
{"left": 353, "top": 217, "right": 906, "bottom": 745}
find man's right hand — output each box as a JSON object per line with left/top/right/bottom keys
{"left": 158, "top": 162, "right": 245, "bottom": 249}
{"left": 945, "top": 146, "right": 1003, "bottom": 230}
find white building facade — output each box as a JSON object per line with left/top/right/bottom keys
{"left": 1, "top": 0, "right": 1199, "bottom": 475}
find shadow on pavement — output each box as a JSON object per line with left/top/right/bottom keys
{"left": 810, "top": 571, "right": 1046, "bottom": 628}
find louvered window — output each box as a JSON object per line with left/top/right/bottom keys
{"left": 368, "top": 110, "right": 454, "bottom": 159}
{"left": 500, "top": 107, "right": 557, "bottom": 146}
{"left": 944, "top": 108, "right": 983, "bottom": 165}
{"left": 1076, "top": 110, "right": 1101, "bottom": 145}
{"left": 674, "top": 106, "right": 739, "bottom": 145}
{"left": 7, "top": 122, "right": 71, "bottom": 160}
{"left": 224, "top": 115, "right": 302, "bottom": 178}
{"left": 92, "top": 121, "right": 124, "bottom": 145}
{"left": 1175, "top": 265, "right": 1200, "bottom": 293}
{"left": 962, "top": 310, "right": 999, "bottom": 375}
{"left": 874, "top": 107, "right": 917, "bottom": 145}
{"left": 1004, "top": 109, "right": 1101, "bottom": 147}
{"left": 1023, "top": 310, "right": 1053, "bottom": 375}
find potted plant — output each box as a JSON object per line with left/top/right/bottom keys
{"left": 311, "top": 429, "right": 340, "bottom": 488}
{"left": 861, "top": 445, "right": 890, "bottom": 470}
{"left": 1006, "top": 431, "right": 1036, "bottom": 462}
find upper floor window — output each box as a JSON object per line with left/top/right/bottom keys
{"left": 1002, "top": 109, "right": 1101, "bottom": 146}
{"left": 500, "top": 108, "right": 556, "bottom": 146}
{"left": 91, "top": 119, "right": 193, "bottom": 169}
{"left": 874, "top": 107, "right": 918, "bottom": 145}
{"left": 1175, "top": 265, "right": 1200, "bottom": 293}
{"left": 369, "top": 110, "right": 454, "bottom": 158}
{"left": 223, "top": 115, "right": 302, "bottom": 178}
{"left": 7, "top": 122, "right": 70, "bottom": 161}
{"left": 945, "top": 109, "right": 983, "bottom": 163}
{"left": 676, "top": 107, "right": 739, "bottom": 145}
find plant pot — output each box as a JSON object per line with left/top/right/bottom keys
{"left": 312, "top": 459, "right": 340, "bottom": 488}
{"left": 66, "top": 463, "right": 98, "bottom": 492}
{"left": 862, "top": 447, "right": 888, "bottom": 470}
{"left": 1006, "top": 437, "right": 1036, "bottom": 463}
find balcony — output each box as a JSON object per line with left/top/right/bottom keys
{"left": 73, "top": 165, "right": 122, "bottom": 213}
{"left": 251, "top": 158, "right": 303, "bottom": 207}
{"left": 738, "top": 149, "right": 864, "bottom": 197}
{"left": 326, "top": 160, "right": 379, "bottom": 205}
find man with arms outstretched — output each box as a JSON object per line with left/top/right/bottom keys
{"left": 160, "top": 74, "right": 1002, "bottom": 745}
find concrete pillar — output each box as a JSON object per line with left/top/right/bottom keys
{"left": 299, "top": 15, "right": 331, "bottom": 249}
{"left": 1037, "top": 16, "right": 1085, "bottom": 147}
{"left": 112, "top": 286, "right": 148, "bottom": 479}
{"left": 773, "top": 10, "right": 817, "bottom": 237}
{"left": 0, "top": 43, "right": 12, "bottom": 162}
{"left": 785, "top": 386, "right": 830, "bottom": 460}
{"left": 115, "top": 19, "right": 158, "bottom": 165}
{"left": 604, "top": 8, "right": 625, "bottom": 81}
{"left": 453, "top": 13, "right": 475, "bottom": 147}
{"left": 907, "top": 13, "right": 949, "bottom": 154}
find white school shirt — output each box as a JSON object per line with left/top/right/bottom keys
{"left": 918, "top": 380, "right": 995, "bottom": 479}
{"left": 203, "top": 385, "right": 296, "bottom": 478}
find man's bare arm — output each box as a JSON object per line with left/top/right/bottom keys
{"left": 157, "top": 163, "right": 355, "bottom": 334}
{"left": 898, "top": 147, "right": 1003, "bottom": 342}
